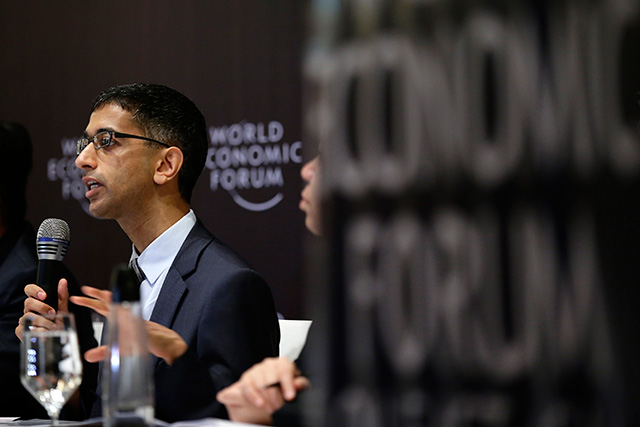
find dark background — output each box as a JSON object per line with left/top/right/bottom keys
{"left": 0, "top": 1, "right": 309, "bottom": 319}
{"left": 4, "top": 1, "right": 640, "bottom": 425}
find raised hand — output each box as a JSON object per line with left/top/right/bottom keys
{"left": 69, "top": 285, "right": 112, "bottom": 317}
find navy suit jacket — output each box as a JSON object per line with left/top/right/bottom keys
{"left": 91, "top": 219, "right": 280, "bottom": 422}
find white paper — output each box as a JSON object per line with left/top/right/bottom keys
{"left": 278, "top": 319, "right": 312, "bottom": 361}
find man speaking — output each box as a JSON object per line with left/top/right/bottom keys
{"left": 17, "top": 83, "right": 281, "bottom": 422}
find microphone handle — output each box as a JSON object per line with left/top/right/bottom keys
{"left": 36, "top": 259, "right": 62, "bottom": 311}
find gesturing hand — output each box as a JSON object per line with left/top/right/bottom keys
{"left": 82, "top": 320, "right": 188, "bottom": 366}
{"left": 69, "top": 285, "right": 112, "bottom": 317}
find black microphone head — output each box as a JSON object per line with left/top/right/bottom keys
{"left": 36, "top": 218, "right": 70, "bottom": 261}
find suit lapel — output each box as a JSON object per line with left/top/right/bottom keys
{"left": 149, "top": 220, "right": 212, "bottom": 327}
{"left": 147, "top": 220, "right": 213, "bottom": 368}
{"left": 149, "top": 268, "right": 187, "bottom": 328}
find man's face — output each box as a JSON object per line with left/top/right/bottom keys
{"left": 299, "top": 156, "right": 322, "bottom": 236}
{"left": 75, "top": 103, "right": 158, "bottom": 220}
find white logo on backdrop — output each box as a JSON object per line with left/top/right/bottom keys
{"left": 205, "top": 120, "right": 303, "bottom": 212}
{"left": 48, "top": 121, "right": 303, "bottom": 215}
{"left": 47, "top": 138, "right": 90, "bottom": 214}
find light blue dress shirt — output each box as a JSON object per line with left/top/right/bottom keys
{"left": 129, "top": 209, "right": 197, "bottom": 321}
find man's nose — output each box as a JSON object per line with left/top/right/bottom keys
{"left": 75, "top": 143, "right": 97, "bottom": 169}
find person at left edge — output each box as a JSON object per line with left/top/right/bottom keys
{"left": 0, "top": 120, "right": 98, "bottom": 419}
{"left": 15, "top": 83, "right": 280, "bottom": 422}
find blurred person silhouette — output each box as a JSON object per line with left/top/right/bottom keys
{"left": 0, "top": 120, "right": 97, "bottom": 419}
{"left": 217, "top": 155, "right": 321, "bottom": 425}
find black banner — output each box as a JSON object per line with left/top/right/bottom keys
{"left": 305, "top": 0, "right": 640, "bottom": 425}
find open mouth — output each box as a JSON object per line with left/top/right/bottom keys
{"left": 82, "top": 176, "right": 103, "bottom": 195}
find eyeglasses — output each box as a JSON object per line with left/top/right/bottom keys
{"left": 76, "top": 130, "right": 171, "bottom": 155}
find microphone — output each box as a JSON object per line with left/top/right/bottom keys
{"left": 36, "top": 218, "right": 71, "bottom": 311}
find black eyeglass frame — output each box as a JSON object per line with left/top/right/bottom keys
{"left": 76, "top": 130, "right": 171, "bottom": 155}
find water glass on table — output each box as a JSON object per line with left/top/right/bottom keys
{"left": 20, "top": 313, "right": 83, "bottom": 425}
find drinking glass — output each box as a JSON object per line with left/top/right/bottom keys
{"left": 20, "top": 313, "right": 83, "bottom": 425}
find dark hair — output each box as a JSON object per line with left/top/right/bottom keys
{"left": 0, "top": 121, "right": 33, "bottom": 228}
{"left": 90, "top": 83, "right": 208, "bottom": 203}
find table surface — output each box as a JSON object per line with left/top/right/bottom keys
{"left": 0, "top": 418, "right": 263, "bottom": 427}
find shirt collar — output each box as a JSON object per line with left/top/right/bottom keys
{"left": 129, "top": 210, "right": 197, "bottom": 285}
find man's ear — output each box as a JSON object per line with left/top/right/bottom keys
{"left": 153, "top": 147, "right": 183, "bottom": 185}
